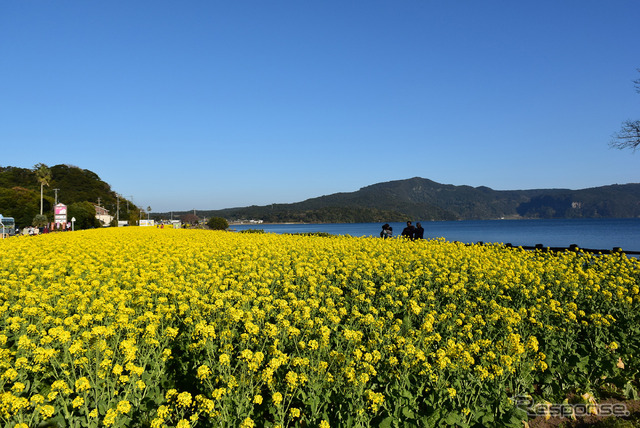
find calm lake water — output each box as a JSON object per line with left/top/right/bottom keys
{"left": 231, "top": 218, "right": 640, "bottom": 252}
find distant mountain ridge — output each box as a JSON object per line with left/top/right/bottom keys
{"left": 184, "top": 177, "right": 640, "bottom": 223}
{"left": 2, "top": 165, "right": 638, "bottom": 225}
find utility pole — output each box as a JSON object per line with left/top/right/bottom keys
{"left": 127, "top": 196, "right": 134, "bottom": 218}
{"left": 53, "top": 188, "right": 60, "bottom": 205}
{"left": 116, "top": 195, "right": 120, "bottom": 223}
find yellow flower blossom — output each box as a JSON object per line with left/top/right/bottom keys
{"left": 39, "top": 404, "right": 55, "bottom": 419}
{"left": 197, "top": 364, "right": 211, "bottom": 380}
{"left": 72, "top": 396, "right": 84, "bottom": 408}
{"left": 240, "top": 417, "right": 255, "bottom": 428}
{"left": 75, "top": 377, "right": 91, "bottom": 393}
{"left": 103, "top": 408, "right": 118, "bottom": 426}
{"left": 117, "top": 400, "right": 131, "bottom": 414}
{"left": 177, "top": 391, "right": 192, "bottom": 408}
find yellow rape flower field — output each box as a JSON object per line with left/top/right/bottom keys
{"left": 1, "top": 227, "right": 639, "bottom": 427}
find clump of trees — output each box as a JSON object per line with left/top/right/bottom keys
{"left": 32, "top": 214, "right": 48, "bottom": 228}
{"left": 68, "top": 202, "right": 101, "bottom": 229}
{"left": 207, "top": 217, "right": 229, "bottom": 230}
{"left": 0, "top": 186, "right": 42, "bottom": 227}
{"left": 181, "top": 214, "right": 199, "bottom": 225}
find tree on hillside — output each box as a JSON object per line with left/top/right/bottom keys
{"left": 49, "top": 164, "right": 113, "bottom": 204}
{"left": 0, "top": 187, "right": 42, "bottom": 227}
{"left": 207, "top": 217, "right": 229, "bottom": 230}
{"left": 610, "top": 69, "right": 640, "bottom": 152}
{"left": 32, "top": 214, "right": 48, "bottom": 228}
{"left": 128, "top": 210, "right": 140, "bottom": 226}
{"left": 68, "top": 201, "right": 101, "bottom": 230}
{"left": 181, "top": 213, "right": 199, "bottom": 224}
{"left": 33, "top": 163, "right": 51, "bottom": 215}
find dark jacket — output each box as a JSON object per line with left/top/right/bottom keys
{"left": 401, "top": 226, "right": 415, "bottom": 239}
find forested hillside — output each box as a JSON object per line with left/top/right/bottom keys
{"left": 177, "top": 178, "right": 640, "bottom": 223}
{"left": 0, "top": 164, "right": 137, "bottom": 228}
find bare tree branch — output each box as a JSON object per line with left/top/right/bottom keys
{"left": 610, "top": 119, "right": 640, "bottom": 152}
{"left": 610, "top": 69, "right": 640, "bottom": 153}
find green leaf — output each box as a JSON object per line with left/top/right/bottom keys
{"left": 378, "top": 416, "right": 394, "bottom": 428}
{"left": 402, "top": 407, "right": 416, "bottom": 419}
{"left": 624, "top": 381, "right": 639, "bottom": 400}
{"left": 445, "top": 411, "right": 462, "bottom": 425}
{"left": 576, "top": 355, "right": 590, "bottom": 371}
{"left": 401, "top": 389, "right": 414, "bottom": 399}
{"left": 509, "top": 414, "right": 526, "bottom": 427}
{"left": 481, "top": 412, "right": 495, "bottom": 424}
{"left": 418, "top": 413, "right": 440, "bottom": 428}
{"left": 423, "top": 392, "right": 436, "bottom": 406}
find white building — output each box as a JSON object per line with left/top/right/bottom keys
{"left": 95, "top": 205, "right": 113, "bottom": 226}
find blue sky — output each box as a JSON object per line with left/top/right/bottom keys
{"left": 1, "top": 1, "right": 638, "bottom": 212}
